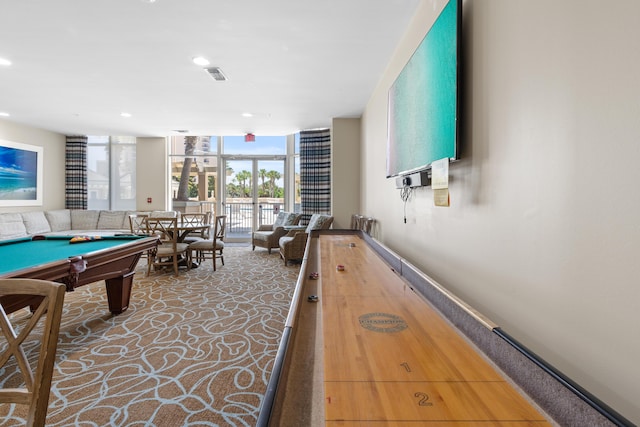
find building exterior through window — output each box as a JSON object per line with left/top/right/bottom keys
{"left": 87, "top": 136, "right": 136, "bottom": 211}
{"left": 170, "top": 135, "right": 300, "bottom": 241}
{"left": 87, "top": 134, "right": 300, "bottom": 242}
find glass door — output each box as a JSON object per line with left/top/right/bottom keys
{"left": 223, "top": 159, "right": 254, "bottom": 242}
{"left": 256, "top": 159, "right": 286, "bottom": 228}
{"left": 222, "top": 158, "right": 286, "bottom": 242}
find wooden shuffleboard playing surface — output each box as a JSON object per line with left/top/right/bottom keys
{"left": 318, "top": 233, "right": 551, "bottom": 426}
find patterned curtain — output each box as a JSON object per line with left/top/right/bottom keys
{"left": 65, "top": 135, "right": 88, "bottom": 210}
{"left": 300, "top": 128, "right": 331, "bottom": 224}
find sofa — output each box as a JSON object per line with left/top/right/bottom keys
{"left": 0, "top": 209, "right": 139, "bottom": 241}
{"left": 251, "top": 211, "right": 302, "bottom": 254}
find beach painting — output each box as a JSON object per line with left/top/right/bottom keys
{"left": 0, "top": 139, "right": 43, "bottom": 206}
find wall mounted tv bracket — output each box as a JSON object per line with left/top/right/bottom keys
{"left": 395, "top": 170, "right": 430, "bottom": 189}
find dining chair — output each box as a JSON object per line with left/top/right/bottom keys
{"left": 144, "top": 217, "right": 190, "bottom": 276}
{"left": 0, "top": 279, "right": 66, "bottom": 427}
{"left": 128, "top": 214, "right": 151, "bottom": 266}
{"left": 213, "top": 215, "right": 227, "bottom": 267}
{"left": 128, "top": 213, "right": 149, "bottom": 235}
{"left": 188, "top": 215, "right": 226, "bottom": 271}
{"left": 180, "top": 212, "right": 210, "bottom": 244}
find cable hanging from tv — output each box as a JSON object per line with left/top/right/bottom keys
{"left": 400, "top": 186, "right": 413, "bottom": 223}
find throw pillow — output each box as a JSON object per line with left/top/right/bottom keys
{"left": 44, "top": 209, "right": 71, "bottom": 232}
{"left": 97, "top": 211, "right": 127, "bottom": 229}
{"left": 21, "top": 211, "right": 51, "bottom": 234}
{"left": 0, "top": 213, "right": 27, "bottom": 239}
{"left": 282, "top": 213, "right": 300, "bottom": 226}
{"left": 273, "top": 211, "right": 287, "bottom": 227}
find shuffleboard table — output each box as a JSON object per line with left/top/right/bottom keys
{"left": 0, "top": 234, "right": 158, "bottom": 315}
{"left": 262, "top": 231, "right": 552, "bottom": 425}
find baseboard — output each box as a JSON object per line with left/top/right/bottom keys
{"left": 366, "top": 235, "right": 634, "bottom": 427}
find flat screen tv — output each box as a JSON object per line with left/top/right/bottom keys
{"left": 386, "top": 0, "right": 461, "bottom": 180}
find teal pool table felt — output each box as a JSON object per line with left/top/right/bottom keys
{"left": 0, "top": 235, "right": 145, "bottom": 275}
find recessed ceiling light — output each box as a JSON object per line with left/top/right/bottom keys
{"left": 242, "top": 112, "right": 254, "bottom": 118}
{"left": 173, "top": 129, "right": 189, "bottom": 133}
{"left": 0, "top": 58, "right": 11, "bottom": 66}
{"left": 192, "top": 56, "right": 210, "bottom": 66}
{"left": 0, "top": 112, "right": 10, "bottom": 117}
{"left": 121, "top": 112, "right": 132, "bottom": 118}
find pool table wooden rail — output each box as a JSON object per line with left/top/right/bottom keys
{"left": 0, "top": 235, "right": 158, "bottom": 315}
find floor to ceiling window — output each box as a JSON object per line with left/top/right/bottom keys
{"left": 169, "top": 135, "right": 218, "bottom": 215}
{"left": 169, "top": 134, "right": 299, "bottom": 242}
{"left": 87, "top": 136, "right": 136, "bottom": 210}
{"left": 293, "top": 132, "right": 301, "bottom": 213}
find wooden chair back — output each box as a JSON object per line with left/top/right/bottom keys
{"left": 0, "top": 279, "right": 66, "bottom": 427}
{"left": 213, "top": 215, "right": 227, "bottom": 270}
{"left": 180, "top": 213, "right": 210, "bottom": 239}
{"left": 180, "top": 213, "right": 206, "bottom": 225}
{"left": 127, "top": 214, "right": 151, "bottom": 265}
{"left": 214, "top": 215, "right": 226, "bottom": 242}
{"left": 188, "top": 215, "right": 227, "bottom": 271}
{"left": 144, "top": 217, "right": 178, "bottom": 245}
{"left": 203, "top": 212, "right": 213, "bottom": 238}
{"left": 128, "top": 213, "right": 149, "bottom": 235}
{"left": 144, "top": 217, "right": 189, "bottom": 276}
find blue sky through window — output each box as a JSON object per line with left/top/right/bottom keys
{"left": 222, "top": 136, "right": 295, "bottom": 189}
{"left": 223, "top": 135, "right": 286, "bottom": 155}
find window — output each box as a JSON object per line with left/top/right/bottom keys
{"left": 293, "top": 133, "right": 301, "bottom": 212}
{"left": 87, "top": 136, "right": 136, "bottom": 210}
{"left": 222, "top": 135, "right": 286, "bottom": 155}
{"left": 169, "top": 136, "right": 218, "bottom": 204}
{"left": 169, "top": 134, "right": 299, "bottom": 239}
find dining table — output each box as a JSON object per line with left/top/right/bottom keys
{"left": 174, "top": 221, "right": 210, "bottom": 243}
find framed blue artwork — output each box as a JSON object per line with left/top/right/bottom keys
{"left": 0, "top": 139, "right": 43, "bottom": 206}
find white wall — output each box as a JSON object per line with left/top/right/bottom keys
{"left": 331, "top": 118, "right": 361, "bottom": 229}
{"left": 0, "top": 118, "right": 66, "bottom": 213}
{"left": 362, "top": 0, "right": 640, "bottom": 423}
{"left": 0, "top": 126, "right": 169, "bottom": 214}
{"left": 136, "top": 137, "right": 169, "bottom": 211}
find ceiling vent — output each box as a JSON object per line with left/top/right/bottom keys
{"left": 205, "top": 67, "right": 228, "bottom": 81}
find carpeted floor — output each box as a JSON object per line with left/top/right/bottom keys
{"left": 0, "top": 245, "right": 300, "bottom": 426}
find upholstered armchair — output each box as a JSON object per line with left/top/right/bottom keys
{"left": 279, "top": 213, "right": 334, "bottom": 265}
{"left": 252, "top": 211, "right": 301, "bottom": 253}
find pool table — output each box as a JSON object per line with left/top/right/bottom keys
{"left": 0, "top": 234, "right": 158, "bottom": 315}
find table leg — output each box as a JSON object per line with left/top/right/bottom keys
{"left": 104, "top": 271, "right": 135, "bottom": 314}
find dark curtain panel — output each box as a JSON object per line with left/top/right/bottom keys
{"left": 65, "top": 135, "right": 87, "bottom": 210}
{"left": 299, "top": 128, "right": 331, "bottom": 225}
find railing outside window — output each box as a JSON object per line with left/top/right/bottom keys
{"left": 224, "top": 201, "right": 285, "bottom": 238}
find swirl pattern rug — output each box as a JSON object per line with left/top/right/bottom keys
{"left": 0, "top": 245, "right": 300, "bottom": 426}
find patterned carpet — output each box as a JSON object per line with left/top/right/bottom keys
{"left": 0, "top": 245, "right": 300, "bottom": 426}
